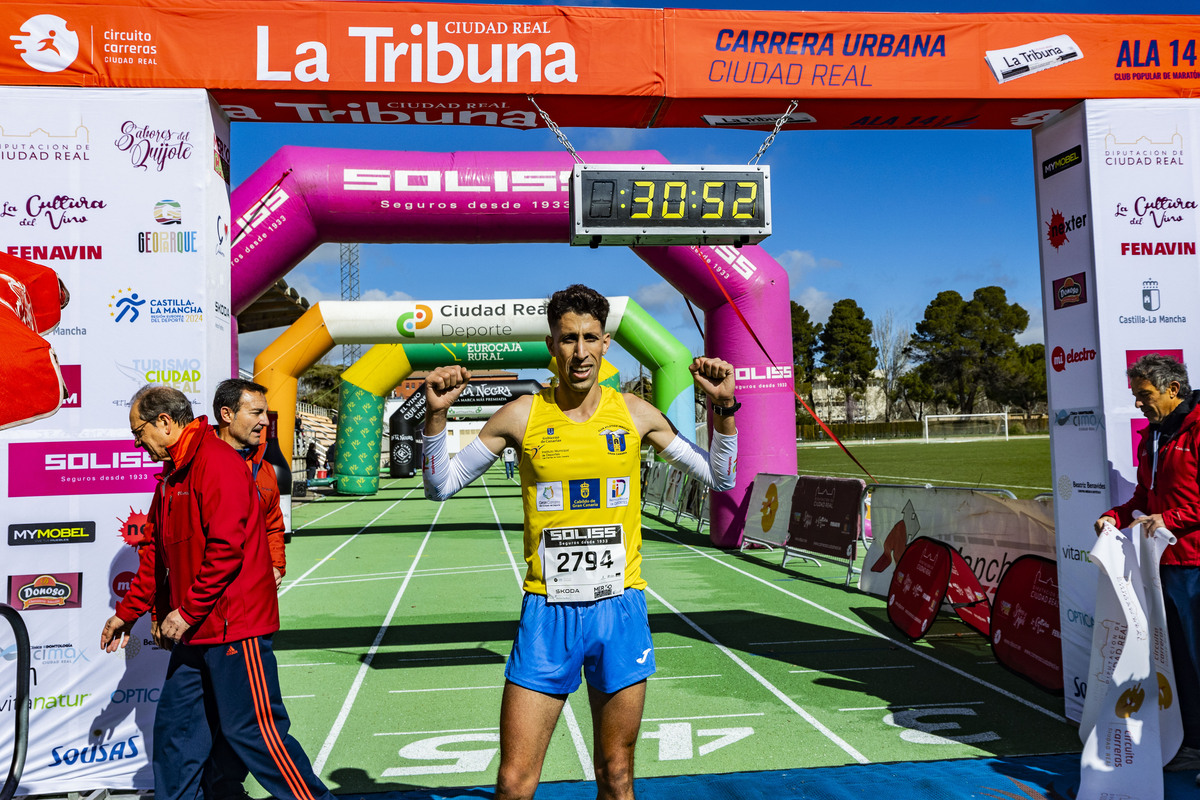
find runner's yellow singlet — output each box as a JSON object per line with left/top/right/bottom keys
{"left": 519, "top": 386, "right": 645, "bottom": 599}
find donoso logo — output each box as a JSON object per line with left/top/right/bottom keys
{"left": 1051, "top": 345, "right": 1097, "bottom": 373}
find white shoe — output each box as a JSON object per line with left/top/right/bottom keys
{"left": 1165, "top": 745, "right": 1200, "bottom": 771}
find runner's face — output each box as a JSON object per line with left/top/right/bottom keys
{"left": 222, "top": 391, "right": 269, "bottom": 449}
{"left": 549, "top": 312, "right": 609, "bottom": 393}
{"left": 1131, "top": 377, "right": 1181, "bottom": 424}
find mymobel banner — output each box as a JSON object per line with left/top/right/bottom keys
{"left": 0, "top": 88, "right": 230, "bottom": 794}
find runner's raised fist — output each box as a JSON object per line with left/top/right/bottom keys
{"left": 425, "top": 365, "right": 473, "bottom": 414}
{"left": 689, "top": 357, "right": 736, "bottom": 404}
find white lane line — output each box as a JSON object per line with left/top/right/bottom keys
{"left": 646, "top": 587, "right": 869, "bottom": 765}
{"left": 644, "top": 713, "right": 765, "bottom": 722}
{"left": 376, "top": 727, "right": 501, "bottom": 737}
{"left": 749, "top": 638, "right": 857, "bottom": 646}
{"left": 648, "top": 674, "right": 722, "bottom": 681}
{"left": 283, "top": 695, "right": 315, "bottom": 699}
{"left": 794, "top": 468, "right": 1048, "bottom": 493}
{"left": 649, "top": 528, "right": 1069, "bottom": 724}
{"left": 482, "top": 476, "right": 594, "bottom": 781}
{"left": 293, "top": 566, "right": 514, "bottom": 588}
{"left": 389, "top": 685, "right": 506, "bottom": 694}
{"left": 840, "top": 701, "right": 986, "bottom": 712}
{"left": 303, "top": 563, "right": 517, "bottom": 582}
{"left": 790, "top": 665, "right": 915, "bottom": 674}
{"left": 278, "top": 662, "right": 335, "bottom": 668}
{"left": 312, "top": 505, "right": 438, "bottom": 773}
{"left": 654, "top": 645, "right": 694, "bottom": 651}
{"left": 280, "top": 486, "right": 419, "bottom": 599}
{"left": 293, "top": 478, "right": 401, "bottom": 529}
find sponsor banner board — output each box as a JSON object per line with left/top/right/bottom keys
{"left": 859, "top": 487, "right": 1055, "bottom": 600}
{"left": 786, "top": 475, "right": 863, "bottom": 559}
{"left": 0, "top": 87, "right": 227, "bottom": 794}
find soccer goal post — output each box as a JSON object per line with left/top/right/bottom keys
{"left": 922, "top": 412, "right": 1009, "bottom": 442}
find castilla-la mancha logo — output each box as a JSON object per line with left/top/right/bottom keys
{"left": 10, "top": 15, "right": 79, "bottom": 73}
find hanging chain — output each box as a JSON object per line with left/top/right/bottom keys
{"left": 748, "top": 99, "right": 800, "bottom": 165}
{"left": 527, "top": 95, "right": 583, "bottom": 164}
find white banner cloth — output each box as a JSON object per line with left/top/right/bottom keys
{"left": 1079, "top": 523, "right": 1182, "bottom": 800}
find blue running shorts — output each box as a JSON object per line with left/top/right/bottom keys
{"left": 504, "top": 589, "right": 655, "bottom": 695}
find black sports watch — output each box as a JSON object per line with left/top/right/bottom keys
{"left": 711, "top": 399, "right": 741, "bottom": 417}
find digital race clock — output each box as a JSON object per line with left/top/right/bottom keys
{"left": 569, "top": 164, "right": 771, "bottom": 247}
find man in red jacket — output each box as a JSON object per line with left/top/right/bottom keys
{"left": 206, "top": 378, "right": 290, "bottom": 800}
{"left": 214, "top": 378, "right": 286, "bottom": 588}
{"left": 100, "top": 385, "right": 331, "bottom": 800}
{"left": 1096, "top": 354, "right": 1200, "bottom": 783}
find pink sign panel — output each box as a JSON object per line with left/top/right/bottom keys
{"left": 1125, "top": 348, "right": 1185, "bottom": 385}
{"left": 61, "top": 364, "right": 81, "bottom": 409}
{"left": 8, "top": 440, "right": 160, "bottom": 497}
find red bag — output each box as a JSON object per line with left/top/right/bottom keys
{"left": 0, "top": 252, "right": 67, "bottom": 430}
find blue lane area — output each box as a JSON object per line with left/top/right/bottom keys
{"left": 332, "top": 753, "right": 1198, "bottom": 800}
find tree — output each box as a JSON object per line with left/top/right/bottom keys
{"left": 791, "top": 300, "right": 823, "bottom": 414}
{"left": 818, "top": 299, "right": 878, "bottom": 423}
{"left": 871, "top": 308, "right": 910, "bottom": 422}
{"left": 905, "top": 286, "right": 1028, "bottom": 414}
{"left": 298, "top": 362, "right": 344, "bottom": 408}
{"left": 894, "top": 363, "right": 955, "bottom": 421}
{"left": 986, "top": 343, "right": 1047, "bottom": 422}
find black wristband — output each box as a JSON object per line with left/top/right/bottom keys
{"left": 711, "top": 399, "right": 740, "bottom": 417}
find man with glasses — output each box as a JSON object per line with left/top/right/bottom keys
{"left": 100, "top": 385, "right": 331, "bottom": 800}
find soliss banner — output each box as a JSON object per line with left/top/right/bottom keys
{"left": 1079, "top": 524, "right": 1182, "bottom": 800}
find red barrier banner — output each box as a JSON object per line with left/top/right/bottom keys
{"left": 945, "top": 547, "right": 991, "bottom": 636}
{"left": 887, "top": 537, "right": 951, "bottom": 640}
{"left": 991, "top": 555, "right": 1063, "bottom": 691}
{"left": 786, "top": 474, "right": 863, "bottom": 559}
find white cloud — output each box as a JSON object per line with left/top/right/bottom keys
{"left": 360, "top": 288, "right": 414, "bottom": 302}
{"left": 796, "top": 286, "right": 834, "bottom": 324}
{"left": 579, "top": 128, "right": 648, "bottom": 153}
{"left": 1017, "top": 318, "right": 1045, "bottom": 346}
{"left": 634, "top": 281, "right": 684, "bottom": 313}
{"left": 773, "top": 249, "right": 843, "bottom": 297}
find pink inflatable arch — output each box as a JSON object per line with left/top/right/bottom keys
{"left": 230, "top": 147, "right": 796, "bottom": 546}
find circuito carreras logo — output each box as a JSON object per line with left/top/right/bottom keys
{"left": 1114, "top": 685, "right": 1146, "bottom": 718}
{"left": 10, "top": 15, "right": 79, "bottom": 73}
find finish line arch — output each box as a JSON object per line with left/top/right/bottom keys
{"left": 232, "top": 148, "right": 796, "bottom": 544}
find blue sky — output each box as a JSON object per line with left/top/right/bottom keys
{"left": 230, "top": 0, "right": 1193, "bottom": 378}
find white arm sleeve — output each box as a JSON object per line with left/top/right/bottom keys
{"left": 422, "top": 430, "right": 501, "bottom": 501}
{"left": 659, "top": 431, "right": 737, "bottom": 491}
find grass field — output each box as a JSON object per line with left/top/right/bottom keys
{"left": 794, "top": 436, "right": 1052, "bottom": 499}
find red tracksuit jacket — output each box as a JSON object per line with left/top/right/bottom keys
{"left": 116, "top": 417, "right": 279, "bottom": 644}
{"left": 1105, "top": 398, "right": 1200, "bottom": 568}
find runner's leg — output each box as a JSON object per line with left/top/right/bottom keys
{"left": 495, "top": 681, "right": 566, "bottom": 800}
{"left": 587, "top": 680, "right": 646, "bottom": 800}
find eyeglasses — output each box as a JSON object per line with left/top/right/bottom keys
{"left": 131, "top": 419, "right": 153, "bottom": 442}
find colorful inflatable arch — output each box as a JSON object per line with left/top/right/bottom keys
{"left": 333, "top": 342, "right": 620, "bottom": 494}
{"left": 232, "top": 147, "right": 794, "bottom": 544}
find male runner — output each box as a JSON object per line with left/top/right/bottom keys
{"left": 423, "top": 284, "right": 738, "bottom": 800}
